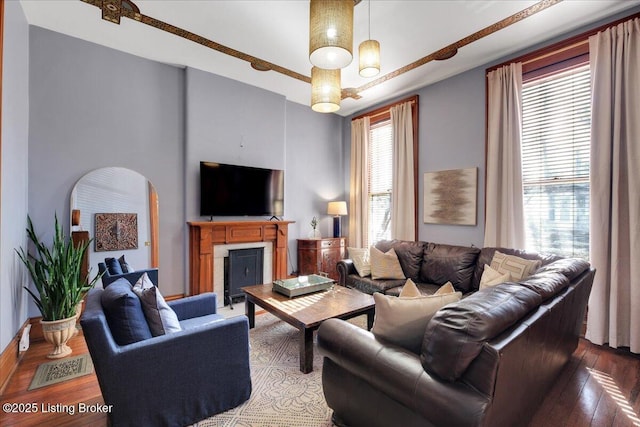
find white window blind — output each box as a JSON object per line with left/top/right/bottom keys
{"left": 368, "top": 120, "right": 393, "bottom": 246}
{"left": 521, "top": 65, "right": 590, "bottom": 259}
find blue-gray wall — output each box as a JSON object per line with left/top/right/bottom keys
{"left": 1, "top": 0, "right": 30, "bottom": 354}
{"left": 28, "top": 26, "right": 185, "bottom": 305}
{"left": 184, "top": 67, "right": 286, "bottom": 222}
{"left": 418, "top": 68, "right": 487, "bottom": 246}
{"left": 285, "top": 101, "right": 344, "bottom": 244}
{"left": 25, "top": 27, "right": 344, "bottom": 319}
{"left": 342, "top": 73, "right": 487, "bottom": 249}
{"left": 184, "top": 67, "right": 343, "bottom": 275}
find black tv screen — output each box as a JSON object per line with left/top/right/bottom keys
{"left": 200, "top": 162, "right": 284, "bottom": 217}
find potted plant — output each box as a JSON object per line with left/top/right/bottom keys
{"left": 17, "top": 215, "right": 101, "bottom": 358}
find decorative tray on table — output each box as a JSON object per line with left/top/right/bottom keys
{"left": 272, "top": 274, "right": 335, "bottom": 298}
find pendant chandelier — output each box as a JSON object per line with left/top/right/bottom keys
{"left": 311, "top": 67, "right": 341, "bottom": 113}
{"left": 309, "top": 0, "right": 354, "bottom": 70}
{"left": 309, "top": 0, "right": 380, "bottom": 113}
{"left": 359, "top": 0, "right": 380, "bottom": 77}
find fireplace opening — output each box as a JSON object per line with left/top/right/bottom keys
{"left": 224, "top": 247, "right": 264, "bottom": 309}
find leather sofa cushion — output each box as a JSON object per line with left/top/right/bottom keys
{"left": 517, "top": 271, "right": 569, "bottom": 301}
{"left": 348, "top": 275, "right": 406, "bottom": 295}
{"left": 421, "top": 283, "right": 542, "bottom": 381}
{"left": 535, "top": 258, "right": 590, "bottom": 281}
{"left": 375, "top": 240, "right": 426, "bottom": 282}
{"left": 419, "top": 244, "right": 480, "bottom": 292}
{"left": 516, "top": 258, "right": 589, "bottom": 301}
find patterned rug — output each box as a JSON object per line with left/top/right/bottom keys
{"left": 195, "top": 312, "right": 367, "bottom": 427}
{"left": 28, "top": 354, "right": 94, "bottom": 390}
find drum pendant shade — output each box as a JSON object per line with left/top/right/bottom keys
{"left": 359, "top": 39, "right": 380, "bottom": 77}
{"left": 309, "top": 0, "right": 354, "bottom": 70}
{"left": 311, "top": 67, "right": 341, "bottom": 113}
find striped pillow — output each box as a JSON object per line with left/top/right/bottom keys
{"left": 370, "top": 247, "right": 406, "bottom": 280}
{"left": 489, "top": 251, "right": 541, "bottom": 281}
{"left": 479, "top": 264, "right": 512, "bottom": 289}
{"left": 348, "top": 247, "right": 371, "bottom": 277}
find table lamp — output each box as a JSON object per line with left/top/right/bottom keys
{"left": 327, "top": 201, "right": 348, "bottom": 238}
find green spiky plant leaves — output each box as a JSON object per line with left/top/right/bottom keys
{"left": 17, "top": 215, "right": 102, "bottom": 321}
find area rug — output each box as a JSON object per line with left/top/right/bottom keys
{"left": 195, "top": 312, "right": 367, "bottom": 427}
{"left": 28, "top": 353, "right": 94, "bottom": 391}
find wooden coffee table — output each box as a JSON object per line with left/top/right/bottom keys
{"left": 242, "top": 283, "right": 375, "bottom": 373}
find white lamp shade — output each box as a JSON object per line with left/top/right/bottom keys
{"left": 309, "top": 0, "right": 354, "bottom": 69}
{"left": 327, "top": 201, "right": 348, "bottom": 216}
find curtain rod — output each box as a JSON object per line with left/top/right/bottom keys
{"left": 487, "top": 11, "right": 639, "bottom": 74}
{"left": 352, "top": 96, "right": 417, "bottom": 122}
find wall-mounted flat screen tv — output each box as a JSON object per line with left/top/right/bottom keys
{"left": 200, "top": 161, "right": 284, "bottom": 217}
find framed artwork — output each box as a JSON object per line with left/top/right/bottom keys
{"left": 423, "top": 167, "right": 477, "bottom": 225}
{"left": 94, "top": 213, "right": 138, "bottom": 251}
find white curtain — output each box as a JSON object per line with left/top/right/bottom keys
{"left": 484, "top": 63, "right": 526, "bottom": 249}
{"left": 348, "top": 117, "right": 370, "bottom": 248}
{"left": 390, "top": 102, "right": 416, "bottom": 240}
{"left": 586, "top": 18, "right": 640, "bottom": 354}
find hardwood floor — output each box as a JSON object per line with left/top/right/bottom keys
{"left": 1, "top": 334, "right": 638, "bottom": 426}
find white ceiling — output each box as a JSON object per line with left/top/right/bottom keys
{"left": 20, "top": 0, "right": 640, "bottom": 116}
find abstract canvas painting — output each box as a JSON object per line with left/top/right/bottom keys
{"left": 94, "top": 213, "right": 138, "bottom": 251}
{"left": 423, "top": 167, "right": 477, "bottom": 225}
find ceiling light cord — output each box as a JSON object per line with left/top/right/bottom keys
{"left": 368, "top": 0, "right": 371, "bottom": 41}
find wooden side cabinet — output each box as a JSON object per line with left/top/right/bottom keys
{"left": 297, "top": 238, "right": 346, "bottom": 281}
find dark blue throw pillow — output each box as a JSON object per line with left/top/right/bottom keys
{"left": 100, "top": 279, "right": 152, "bottom": 345}
{"left": 105, "top": 257, "right": 124, "bottom": 275}
{"left": 118, "top": 255, "right": 134, "bottom": 273}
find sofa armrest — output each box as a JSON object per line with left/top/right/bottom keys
{"left": 318, "top": 319, "right": 488, "bottom": 426}
{"left": 101, "top": 268, "right": 159, "bottom": 288}
{"left": 337, "top": 259, "right": 357, "bottom": 286}
{"left": 168, "top": 293, "right": 218, "bottom": 320}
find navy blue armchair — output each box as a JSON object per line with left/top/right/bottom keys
{"left": 81, "top": 289, "right": 252, "bottom": 426}
{"left": 97, "top": 262, "right": 159, "bottom": 288}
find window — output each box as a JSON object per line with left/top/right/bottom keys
{"left": 351, "top": 95, "right": 418, "bottom": 248}
{"left": 521, "top": 65, "right": 591, "bottom": 259}
{"left": 368, "top": 120, "right": 393, "bottom": 245}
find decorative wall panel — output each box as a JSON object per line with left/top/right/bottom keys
{"left": 423, "top": 167, "right": 477, "bottom": 225}
{"left": 95, "top": 213, "right": 138, "bottom": 251}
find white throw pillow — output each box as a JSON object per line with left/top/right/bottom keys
{"left": 348, "top": 247, "right": 371, "bottom": 277}
{"left": 400, "top": 278, "right": 421, "bottom": 297}
{"left": 434, "top": 281, "right": 456, "bottom": 295}
{"left": 132, "top": 273, "right": 182, "bottom": 337}
{"left": 479, "top": 264, "right": 512, "bottom": 289}
{"left": 489, "top": 251, "right": 541, "bottom": 281}
{"left": 372, "top": 291, "right": 462, "bottom": 353}
{"left": 370, "top": 247, "right": 405, "bottom": 280}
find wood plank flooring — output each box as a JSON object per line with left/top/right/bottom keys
{"left": 1, "top": 334, "right": 638, "bottom": 426}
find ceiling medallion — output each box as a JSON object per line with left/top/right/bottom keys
{"left": 82, "top": 0, "right": 563, "bottom": 106}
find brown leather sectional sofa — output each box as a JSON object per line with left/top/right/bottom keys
{"left": 320, "top": 240, "right": 595, "bottom": 427}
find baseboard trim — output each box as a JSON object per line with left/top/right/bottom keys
{"left": 0, "top": 319, "right": 30, "bottom": 396}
